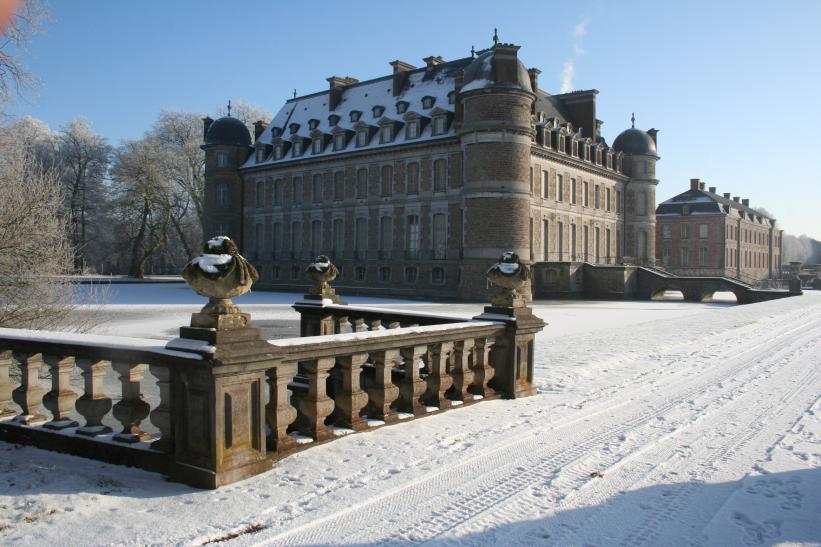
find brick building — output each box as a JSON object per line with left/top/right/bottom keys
{"left": 655, "top": 178, "right": 782, "bottom": 283}
{"left": 201, "top": 39, "right": 659, "bottom": 299}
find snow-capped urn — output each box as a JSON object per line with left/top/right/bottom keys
{"left": 305, "top": 255, "right": 342, "bottom": 302}
{"left": 486, "top": 251, "right": 531, "bottom": 308}
{"left": 182, "top": 236, "right": 259, "bottom": 322}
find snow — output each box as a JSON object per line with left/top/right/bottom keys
{"left": 497, "top": 262, "right": 520, "bottom": 274}
{"left": 268, "top": 321, "right": 498, "bottom": 348}
{"left": 188, "top": 253, "right": 232, "bottom": 274}
{"left": 206, "top": 236, "right": 230, "bottom": 250}
{"left": 306, "top": 261, "right": 329, "bottom": 271}
{"left": 1, "top": 288, "right": 819, "bottom": 545}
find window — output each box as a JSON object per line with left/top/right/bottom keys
{"left": 356, "top": 168, "right": 368, "bottom": 198}
{"left": 662, "top": 224, "right": 672, "bottom": 239}
{"left": 594, "top": 185, "right": 600, "bottom": 209}
{"left": 542, "top": 219, "right": 549, "bottom": 261}
{"left": 329, "top": 114, "right": 340, "bottom": 126}
{"left": 291, "top": 265, "right": 300, "bottom": 280}
{"left": 272, "top": 265, "right": 280, "bottom": 280}
{"left": 273, "top": 179, "right": 283, "bottom": 206}
{"left": 332, "top": 218, "right": 344, "bottom": 254}
{"left": 557, "top": 222, "right": 564, "bottom": 260}
{"left": 529, "top": 167, "right": 533, "bottom": 194}
{"left": 699, "top": 247, "right": 707, "bottom": 266}
{"left": 529, "top": 218, "right": 534, "bottom": 260}
{"left": 380, "top": 125, "right": 393, "bottom": 143}
{"left": 256, "top": 147, "right": 266, "bottom": 163}
{"left": 256, "top": 181, "right": 264, "bottom": 207}
{"left": 583, "top": 225, "right": 589, "bottom": 260}
{"left": 616, "top": 190, "right": 622, "bottom": 213}
{"left": 312, "top": 174, "right": 323, "bottom": 203}
{"left": 406, "top": 120, "right": 419, "bottom": 139}
{"left": 379, "top": 267, "right": 391, "bottom": 283}
{"left": 594, "top": 227, "right": 601, "bottom": 263}
{"left": 308, "top": 119, "right": 319, "bottom": 130}
{"left": 214, "top": 222, "right": 229, "bottom": 238}
{"left": 699, "top": 224, "right": 708, "bottom": 239}
{"left": 312, "top": 138, "right": 323, "bottom": 154}
{"left": 274, "top": 145, "right": 282, "bottom": 160}
{"left": 291, "top": 221, "right": 302, "bottom": 255}
{"left": 310, "top": 220, "right": 322, "bottom": 255}
{"left": 355, "top": 266, "right": 366, "bottom": 281}
{"left": 215, "top": 182, "right": 228, "bottom": 208}
{"left": 638, "top": 192, "right": 647, "bottom": 215}
{"left": 372, "top": 105, "right": 385, "bottom": 118}
{"left": 334, "top": 133, "right": 346, "bottom": 151}
{"left": 407, "top": 162, "right": 419, "bottom": 194}
{"left": 448, "top": 91, "right": 456, "bottom": 104}
{"left": 605, "top": 228, "right": 611, "bottom": 262}
{"left": 662, "top": 246, "right": 671, "bottom": 266}
{"left": 254, "top": 223, "right": 263, "bottom": 256}
{"left": 379, "top": 216, "right": 393, "bottom": 253}
{"left": 272, "top": 222, "right": 281, "bottom": 257}
{"left": 606, "top": 188, "right": 611, "bottom": 211}
{"left": 583, "top": 181, "right": 589, "bottom": 207}
{"left": 381, "top": 165, "right": 393, "bottom": 196}
{"left": 422, "top": 96, "right": 435, "bottom": 109}
{"left": 350, "top": 111, "right": 361, "bottom": 123}
{"left": 558, "top": 135, "right": 565, "bottom": 153}
{"left": 333, "top": 172, "right": 344, "bottom": 201}
{"left": 431, "top": 267, "right": 446, "bottom": 285}
{"left": 433, "top": 159, "right": 447, "bottom": 192}
{"left": 542, "top": 171, "right": 549, "bottom": 199}
{"left": 216, "top": 151, "right": 228, "bottom": 167}
{"left": 680, "top": 247, "right": 690, "bottom": 266}
{"left": 356, "top": 130, "right": 369, "bottom": 147}
{"left": 395, "top": 102, "right": 408, "bottom": 114}
{"left": 681, "top": 224, "right": 690, "bottom": 239}
{"left": 433, "top": 116, "right": 446, "bottom": 135}
{"left": 570, "top": 224, "right": 577, "bottom": 260}
{"left": 292, "top": 176, "right": 303, "bottom": 205}
{"left": 406, "top": 215, "right": 420, "bottom": 255}
{"left": 293, "top": 140, "right": 302, "bottom": 157}
{"left": 557, "top": 174, "right": 564, "bottom": 202}
{"left": 682, "top": 205, "right": 690, "bottom": 216}
{"left": 432, "top": 213, "right": 447, "bottom": 259}
{"left": 571, "top": 178, "right": 577, "bottom": 205}
{"left": 354, "top": 217, "right": 368, "bottom": 256}
{"left": 404, "top": 267, "right": 418, "bottom": 283}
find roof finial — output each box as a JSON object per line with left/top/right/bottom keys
{"left": 227, "top": 100, "right": 232, "bottom": 117}
{"left": 493, "top": 28, "right": 499, "bottom": 46}
{"left": 293, "top": 88, "right": 297, "bottom": 99}
{"left": 471, "top": 45, "right": 475, "bottom": 58}
{"left": 631, "top": 112, "right": 635, "bottom": 128}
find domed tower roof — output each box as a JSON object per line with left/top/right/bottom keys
{"left": 461, "top": 48, "right": 533, "bottom": 93}
{"left": 612, "top": 127, "right": 657, "bottom": 156}
{"left": 204, "top": 116, "right": 252, "bottom": 147}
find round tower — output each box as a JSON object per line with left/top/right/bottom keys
{"left": 612, "top": 120, "right": 659, "bottom": 265}
{"left": 457, "top": 43, "right": 536, "bottom": 300}
{"left": 201, "top": 115, "right": 253, "bottom": 249}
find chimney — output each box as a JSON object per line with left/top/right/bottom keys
{"left": 423, "top": 55, "right": 444, "bottom": 68}
{"left": 690, "top": 178, "right": 700, "bottom": 191}
{"left": 733, "top": 196, "right": 741, "bottom": 202}
{"left": 527, "top": 68, "right": 541, "bottom": 92}
{"left": 647, "top": 128, "right": 659, "bottom": 147}
{"left": 327, "top": 76, "right": 357, "bottom": 111}
{"left": 699, "top": 182, "right": 706, "bottom": 190}
{"left": 492, "top": 44, "right": 523, "bottom": 86}
{"left": 390, "top": 60, "right": 416, "bottom": 96}
{"left": 253, "top": 120, "right": 266, "bottom": 141}
{"left": 202, "top": 116, "right": 214, "bottom": 141}
{"left": 742, "top": 198, "right": 750, "bottom": 207}
{"left": 723, "top": 192, "right": 731, "bottom": 199}
{"left": 560, "top": 89, "right": 599, "bottom": 139}
{"left": 708, "top": 186, "right": 716, "bottom": 194}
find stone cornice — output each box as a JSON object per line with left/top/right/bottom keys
{"left": 530, "top": 145, "right": 628, "bottom": 181}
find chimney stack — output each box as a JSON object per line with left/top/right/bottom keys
{"left": 527, "top": 68, "right": 541, "bottom": 92}
{"left": 423, "top": 55, "right": 444, "bottom": 68}
{"left": 708, "top": 186, "right": 716, "bottom": 194}
{"left": 326, "top": 76, "right": 358, "bottom": 111}
{"left": 647, "top": 128, "right": 659, "bottom": 147}
{"left": 202, "top": 116, "right": 214, "bottom": 142}
{"left": 699, "top": 182, "right": 706, "bottom": 190}
{"left": 733, "top": 196, "right": 741, "bottom": 203}
{"left": 690, "top": 178, "right": 700, "bottom": 191}
{"left": 389, "top": 60, "right": 416, "bottom": 97}
{"left": 742, "top": 198, "right": 750, "bottom": 207}
{"left": 723, "top": 192, "right": 731, "bottom": 199}
{"left": 253, "top": 120, "right": 266, "bottom": 141}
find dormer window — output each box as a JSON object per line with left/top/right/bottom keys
{"left": 447, "top": 91, "right": 456, "bottom": 105}
{"left": 293, "top": 140, "right": 302, "bottom": 157}
{"left": 396, "top": 101, "right": 408, "bottom": 114}
{"left": 255, "top": 147, "right": 266, "bottom": 163}
{"left": 432, "top": 116, "right": 446, "bottom": 135}
{"left": 350, "top": 111, "right": 362, "bottom": 123}
{"left": 406, "top": 120, "right": 420, "bottom": 139}
{"left": 328, "top": 114, "right": 340, "bottom": 127}
{"left": 544, "top": 130, "right": 551, "bottom": 148}
{"left": 271, "top": 127, "right": 282, "bottom": 138}
{"left": 380, "top": 125, "right": 393, "bottom": 143}
{"left": 372, "top": 105, "right": 385, "bottom": 118}
{"left": 308, "top": 119, "right": 319, "bottom": 130}
{"left": 312, "top": 137, "right": 323, "bottom": 154}
{"left": 273, "top": 145, "right": 283, "bottom": 160}
{"left": 422, "top": 96, "right": 435, "bottom": 109}
{"left": 333, "top": 132, "right": 346, "bottom": 151}
{"left": 356, "top": 129, "right": 369, "bottom": 147}
{"left": 288, "top": 123, "right": 300, "bottom": 134}
{"left": 572, "top": 140, "right": 578, "bottom": 157}
{"left": 558, "top": 134, "right": 566, "bottom": 153}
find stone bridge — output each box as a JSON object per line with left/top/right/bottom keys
{"left": 634, "top": 267, "right": 798, "bottom": 304}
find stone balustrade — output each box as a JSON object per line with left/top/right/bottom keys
{"left": 0, "top": 282, "right": 545, "bottom": 488}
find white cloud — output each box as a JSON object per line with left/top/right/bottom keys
{"left": 560, "top": 61, "right": 575, "bottom": 93}
{"left": 574, "top": 19, "right": 588, "bottom": 38}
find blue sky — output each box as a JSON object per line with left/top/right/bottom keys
{"left": 8, "top": 0, "right": 821, "bottom": 238}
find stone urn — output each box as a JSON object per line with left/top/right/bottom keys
{"left": 182, "top": 236, "right": 259, "bottom": 328}
{"left": 304, "top": 255, "right": 343, "bottom": 303}
{"left": 486, "top": 252, "right": 531, "bottom": 308}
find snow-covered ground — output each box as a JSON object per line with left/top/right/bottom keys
{"left": 1, "top": 288, "right": 819, "bottom": 546}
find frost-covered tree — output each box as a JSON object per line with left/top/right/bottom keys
{"left": 0, "top": 0, "right": 48, "bottom": 108}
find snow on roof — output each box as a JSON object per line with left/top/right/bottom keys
{"left": 243, "top": 63, "right": 465, "bottom": 169}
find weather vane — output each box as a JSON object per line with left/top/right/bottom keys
{"left": 631, "top": 112, "right": 635, "bottom": 128}
{"left": 293, "top": 88, "right": 297, "bottom": 99}
{"left": 493, "top": 28, "right": 499, "bottom": 46}
{"left": 471, "top": 45, "right": 475, "bottom": 58}
{"left": 227, "top": 100, "right": 232, "bottom": 117}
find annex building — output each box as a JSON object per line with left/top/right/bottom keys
{"left": 200, "top": 39, "right": 660, "bottom": 300}
{"left": 656, "top": 178, "right": 783, "bottom": 283}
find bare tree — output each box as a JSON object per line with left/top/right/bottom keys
{"left": 0, "top": 0, "right": 49, "bottom": 106}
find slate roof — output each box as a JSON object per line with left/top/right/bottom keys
{"left": 657, "top": 188, "right": 775, "bottom": 221}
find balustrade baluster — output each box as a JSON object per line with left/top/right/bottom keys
{"left": 75, "top": 359, "right": 112, "bottom": 436}
{"left": 423, "top": 342, "right": 454, "bottom": 409}
{"left": 337, "top": 315, "right": 352, "bottom": 334}
{"left": 367, "top": 349, "right": 399, "bottom": 423}
{"left": 111, "top": 361, "right": 150, "bottom": 443}
{"left": 42, "top": 356, "right": 79, "bottom": 429}
{"left": 469, "top": 337, "right": 496, "bottom": 397}
{"left": 11, "top": 353, "right": 47, "bottom": 424}
{"left": 387, "top": 321, "right": 400, "bottom": 329}
{"left": 397, "top": 345, "right": 427, "bottom": 416}
{"left": 0, "top": 350, "right": 15, "bottom": 419}
{"left": 265, "top": 363, "right": 298, "bottom": 451}
{"left": 353, "top": 318, "right": 367, "bottom": 332}
{"left": 148, "top": 364, "right": 173, "bottom": 452}
{"left": 297, "top": 357, "right": 335, "bottom": 440}
{"left": 330, "top": 353, "right": 369, "bottom": 430}
{"left": 449, "top": 340, "right": 475, "bottom": 403}
{"left": 369, "top": 319, "right": 382, "bottom": 331}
